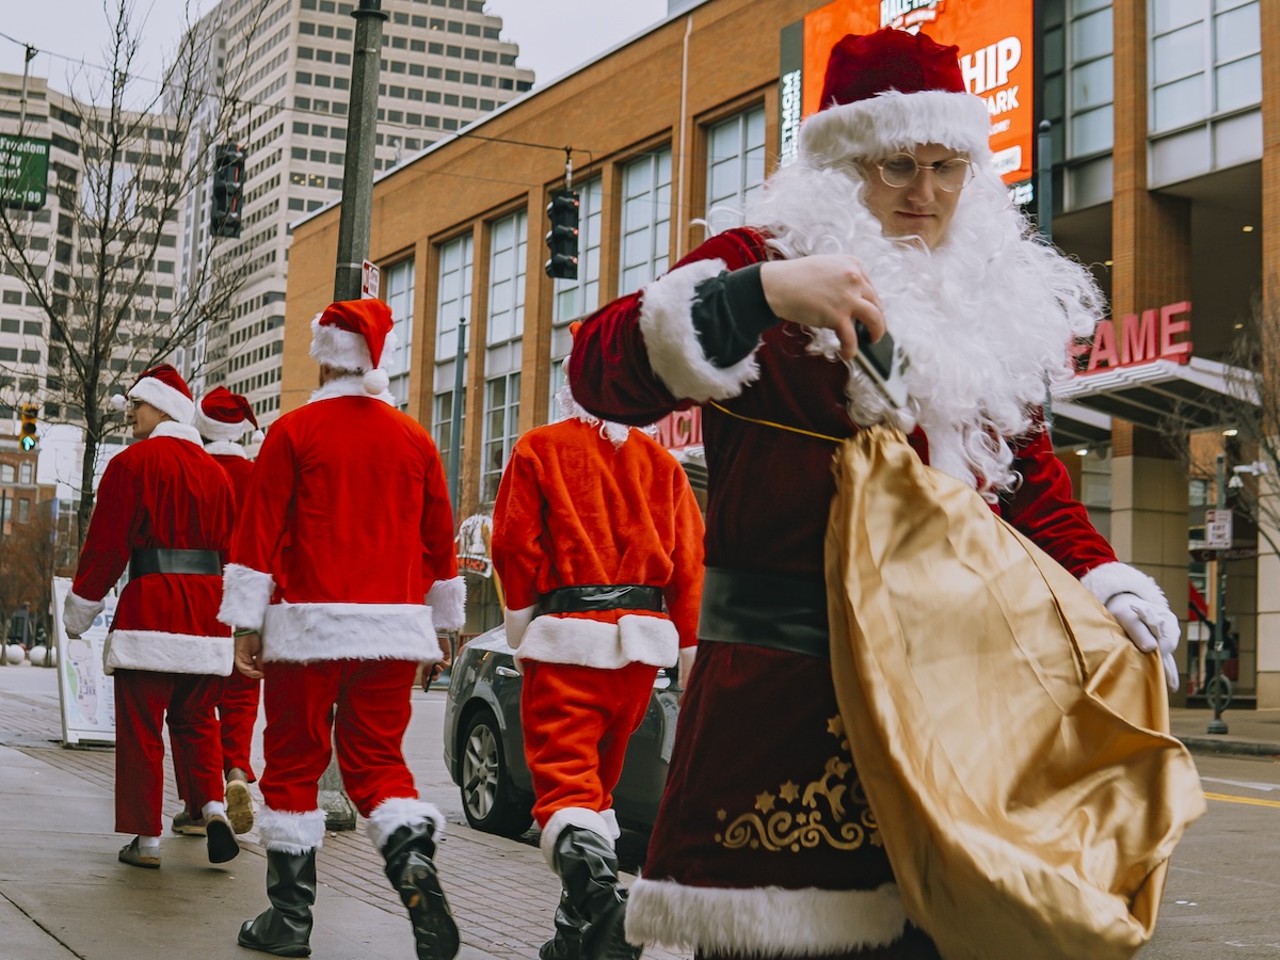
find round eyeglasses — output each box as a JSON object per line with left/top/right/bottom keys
{"left": 873, "top": 153, "right": 974, "bottom": 193}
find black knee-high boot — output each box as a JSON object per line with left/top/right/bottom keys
{"left": 381, "top": 821, "right": 461, "bottom": 960}
{"left": 238, "top": 848, "right": 317, "bottom": 958}
{"left": 552, "top": 827, "right": 641, "bottom": 960}
{"left": 540, "top": 889, "right": 587, "bottom": 960}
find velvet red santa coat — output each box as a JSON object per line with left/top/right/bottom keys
{"left": 491, "top": 416, "right": 704, "bottom": 669}
{"left": 65, "top": 421, "right": 235, "bottom": 675}
{"left": 217, "top": 379, "right": 465, "bottom": 660}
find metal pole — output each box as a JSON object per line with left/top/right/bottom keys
{"left": 319, "top": 0, "right": 388, "bottom": 832}
{"left": 333, "top": 0, "right": 387, "bottom": 301}
{"left": 448, "top": 321, "right": 466, "bottom": 512}
{"left": 1208, "top": 454, "right": 1230, "bottom": 734}
{"left": 1037, "top": 119, "right": 1055, "bottom": 432}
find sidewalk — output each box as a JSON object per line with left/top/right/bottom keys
{"left": 1168, "top": 705, "right": 1280, "bottom": 756}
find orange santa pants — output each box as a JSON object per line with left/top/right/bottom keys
{"left": 520, "top": 660, "right": 658, "bottom": 828}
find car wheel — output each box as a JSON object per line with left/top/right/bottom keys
{"left": 459, "top": 708, "right": 533, "bottom": 838}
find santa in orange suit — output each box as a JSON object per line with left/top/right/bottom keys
{"left": 491, "top": 348, "right": 704, "bottom": 960}
{"left": 63, "top": 364, "right": 239, "bottom": 870}
{"left": 218, "top": 299, "right": 466, "bottom": 960}
{"left": 169, "top": 386, "right": 265, "bottom": 838}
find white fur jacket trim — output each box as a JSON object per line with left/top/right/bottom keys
{"left": 64, "top": 590, "right": 105, "bottom": 636}
{"left": 626, "top": 877, "right": 906, "bottom": 955}
{"left": 218, "top": 563, "right": 276, "bottom": 631}
{"left": 426, "top": 576, "right": 467, "bottom": 632}
{"left": 540, "top": 807, "right": 615, "bottom": 868}
{"left": 258, "top": 806, "right": 327, "bottom": 854}
{"left": 260, "top": 601, "right": 446, "bottom": 664}
{"left": 1079, "top": 561, "right": 1170, "bottom": 610}
{"left": 639, "top": 258, "right": 761, "bottom": 402}
{"left": 103, "top": 630, "right": 233, "bottom": 677}
{"left": 366, "top": 797, "right": 446, "bottom": 852}
{"left": 204, "top": 440, "right": 250, "bottom": 458}
{"left": 514, "top": 613, "right": 678, "bottom": 670}
{"left": 150, "top": 420, "right": 204, "bottom": 446}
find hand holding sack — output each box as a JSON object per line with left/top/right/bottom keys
{"left": 824, "top": 426, "right": 1205, "bottom": 960}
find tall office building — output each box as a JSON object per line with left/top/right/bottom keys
{"left": 179, "top": 0, "right": 534, "bottom": 423}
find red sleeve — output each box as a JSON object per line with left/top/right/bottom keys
{"left": 490, "top": 441, "right": 543, "bottom": 611}
{"left": 71, "top": 455, "right": 137, "bottom": 602}
{"left": 664, "top": 468, "right": 706, "bottom": 648}
{"left": 418, "top": 432, "right": 458, "bottom": 590}
{"left": 229, "top": 423, "right": 295, "bottom": 578}
{"left": 1002, "top": 428, "right": 1117, "bottom": 579}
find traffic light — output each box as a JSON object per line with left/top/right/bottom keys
{"left": 545, "top": 189, "right": 579, "bottom": 279}
{"left": 19, "top": 404, "right": 37, "bottom": 452}
{"left": 211, "top": 142, "right": 246, "bottom": 239}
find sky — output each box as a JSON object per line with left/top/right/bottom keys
{"left": 0, "top": 1, "right": 671, "bottom": 97}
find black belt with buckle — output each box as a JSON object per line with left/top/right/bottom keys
{"left": 537, "top": 584, "right": 665, "bottom": 616}
{"left": 699, "top": 566, "right": 830, "bottom": 659}
{"left": 129, "top": 548, "right": 222, "bottom": 579}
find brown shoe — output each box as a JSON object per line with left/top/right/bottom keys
{"left": 226, "top": 778, "right": 255, "bottom": 835}
{"left": 171, "top": 809, "right": 207, "bottom": 837}
{"left": 118, "top": 837, "right": 161, "bottom": 869}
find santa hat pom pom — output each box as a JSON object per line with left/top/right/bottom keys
{"left": 363, "top": 368, "right": 390, "bottom": 394}
{"left": 251, "top": 428, "right": 266, "bottom": 443}
{"left": 109, "top": 393, "right": 127, "bottom": 413}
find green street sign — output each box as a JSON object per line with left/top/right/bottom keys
{"left": 0, "top": 134, "right": 51, "bottom": 210}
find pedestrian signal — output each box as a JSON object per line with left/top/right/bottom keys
{"left": 544, "top": 189, "right": 579, "bottom": 280}
{"left": 19, "top": 403, "right": 37, "bottom": 451}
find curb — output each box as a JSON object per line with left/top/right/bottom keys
{"left": 1176, "top": 736, "right": 1280, "bottom": 758}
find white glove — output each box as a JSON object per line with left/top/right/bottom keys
{"left": 1106, "top": 592, "right": 1180, "bottom": 693}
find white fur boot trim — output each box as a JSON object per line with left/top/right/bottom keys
{"left": 257, "top": 807, "right": 326, "bottom": 854}
{"left": 600, "top": 808, "right": 621, "bottom": 841}
{"left": 625, "top": 877, "right": 907, "bottom": 954}
{"left": 540, "top": 807, "right": 614, "bottom": 869}
{"left": 367, "top": 796, "right": 446, "bottom": 852}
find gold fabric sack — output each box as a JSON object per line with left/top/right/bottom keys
{"left": 825, "top": 427, "right": 1205, "bottom": 960}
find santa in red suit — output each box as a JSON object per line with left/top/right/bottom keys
{"left": 218, "top": 298, "right": 466, "bottom": 960}
{"left": 491, "top": 346, "right": 704, "bottom": 960}
{"left": 568, "top": 29, "right": 1182, "bottom": 960}
{"left": 167, "top": 386, "right": 265, "bottom": 838}
{"left": 63, "top": 364, "right": 239, "bottom": 870}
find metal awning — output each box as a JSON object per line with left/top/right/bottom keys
{"left": 1049, "top": 357, "right": 1258, "bottom": 435}
{"left": 1048, "top": 400, "right": 1112, "bottom": 448}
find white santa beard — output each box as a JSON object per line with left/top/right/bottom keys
{"left": 746, "top": 160, "right": 1103, "bottom": 494}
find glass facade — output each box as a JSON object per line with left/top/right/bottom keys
{"left": 704, "top": 105, "right": 767, "bottom": 235}
{"left": 619, "top": 148, "right": 672, "bottom": 294}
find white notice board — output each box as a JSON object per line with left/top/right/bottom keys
{"left": 52, "top": 576, "right": 117, "bottom": 746}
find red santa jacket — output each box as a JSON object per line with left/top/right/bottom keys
{"left": 217, "top": 379, "right": 464, "bottom": 663}
{"left": 64, "top": 421, "right": 235, "bottom": 675}
{"left": 491, "top": 416, "right": 705, "bottom": 670}
{"left": 568, "top": 227, "right": 1167, "bottom": 610}
{"left": 207, "top": 441, "right": 255, "bottom": 508}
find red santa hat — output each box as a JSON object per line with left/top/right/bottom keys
{"left": 799, "top": 28, "right": 990, "bottom": 166}
{"left": 310, "top": 298, "right": 396, "bottom": 395}
{"left": 195, "top": 385, "right": 263, "bottom": 443}
{"left": 111, "top": 364, "right": 195, "bottom": 424}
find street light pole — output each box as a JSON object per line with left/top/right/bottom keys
{"left": 1208, "top": 454, "right": 1230, "bottom": 734}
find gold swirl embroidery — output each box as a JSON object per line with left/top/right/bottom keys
{"left": 713, "top": 713, "right": 879, "bottom": 854}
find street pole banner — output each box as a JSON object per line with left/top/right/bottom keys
{"left": 51, "top": 576, "right": 117, "bottom": 747}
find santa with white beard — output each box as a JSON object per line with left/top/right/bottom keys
{"left": 568, "top": 27, "right": 1182, "bottom": 960}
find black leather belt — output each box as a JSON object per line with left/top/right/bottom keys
{"left": 699, "top": 566, "right": 830, "bottom": 659}
{"left": 129, "top": 548, "right": 222, "bottom": 579}
{"left": 537, "top": 584, "right": 665, "bottom": 616}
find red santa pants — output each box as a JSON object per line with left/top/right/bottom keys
{"left": 218, "top": 669, "right": 260, "bottom": 779}
{"left": 115, "top": 669, "right": 225, "bottom": 836}
{"left": 259, "top": 658, "right": 418, "bottom": 818}
{"left": 521, "top": 660, "right": 657, "bottom": 828}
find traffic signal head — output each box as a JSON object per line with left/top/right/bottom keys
{"left": 545, "top": 189, "right": 579, "bottom": 280}
{"left": 211, "top": 142, "right": 246, "bottom": 239}
{"left": 19, "top": 404, "right": 37, "bottom": 452}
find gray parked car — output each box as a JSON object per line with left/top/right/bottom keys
{"left": 442, "top": 626, "right": 682, "bottom": 839}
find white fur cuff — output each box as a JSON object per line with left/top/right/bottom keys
{"left": 64, "top": 590, "right": 104, "bottom": 636}
{"left": 540, "top": 807, "right": 614, "bottom": 868}
{"left": 1079, "top": 561, "right": 1170, "bottom": 610}
{"left": 258, "top": 807, "right": 326, "bottom": 854}
{"left": 639, "top": 258, "right": 762, "bottom": 402}
{"left": 367, "top": 796, "right": 446, "bottom": 852}
{"left": 503, "top": 605, "right": 536, "bottom": 649}
{"left": 427, "top": 576, "right": 467, "bottom": 632}
{"left": 218, "top": 563, "right": 276, "bottom": 631}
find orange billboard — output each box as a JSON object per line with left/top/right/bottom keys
{"left": 794, "top": 0, "right": 1035, "bottom": 191}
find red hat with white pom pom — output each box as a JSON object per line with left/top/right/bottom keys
{"left": 310, "top": 298, "right": 397, "bottom": 395}
{"left": 194, "top": 386, "right": 264, "bottom": 443}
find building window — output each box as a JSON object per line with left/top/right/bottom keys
{"left": 487, "top": 210, "right": 527, "bottom": 346}
{"left": 553, "top": 178, "right": 603, "bottom": 325}
{"left": 19, "top": 461, "right": 32, "bottom": 484}
{"left": 481, "top": 371, "right": 520, "bottom": 503}
{"left": 0, "top": 464, "right": 13, "bottom": 482}
{"left": 619, "top": 147, "right": 673, "bottom": 294}
{"left": 1150, "top": 0, "right": 1260, "bottom": 134}
{"left": 383, "top": 257, "right": 415, "bottom": 411}
{"left": 704, "top": 105, "right": 766, "bottom": 234}
{"left": 17, "top": 499, "right": 29, "bottom": 523}
{"left": 436, "top": 232, "right": 473, "bottom": 355}
{"left": 1066, "top": 0, "right": 1114, "bottom": 157}
{"left": 432, "top": 390, "right": 464, "bottom": 482}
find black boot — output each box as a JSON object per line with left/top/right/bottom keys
{"left": 553, "top": 828, "right": 641, "bottom": 960}
{"left": 381, "top": 821, "right": 460, "bottom": 960}
{"left": 539, "top": 890, "right": 587, "bottom": 960}
{"left": 237, "top": 848, "right": 317, "bottom": 958}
